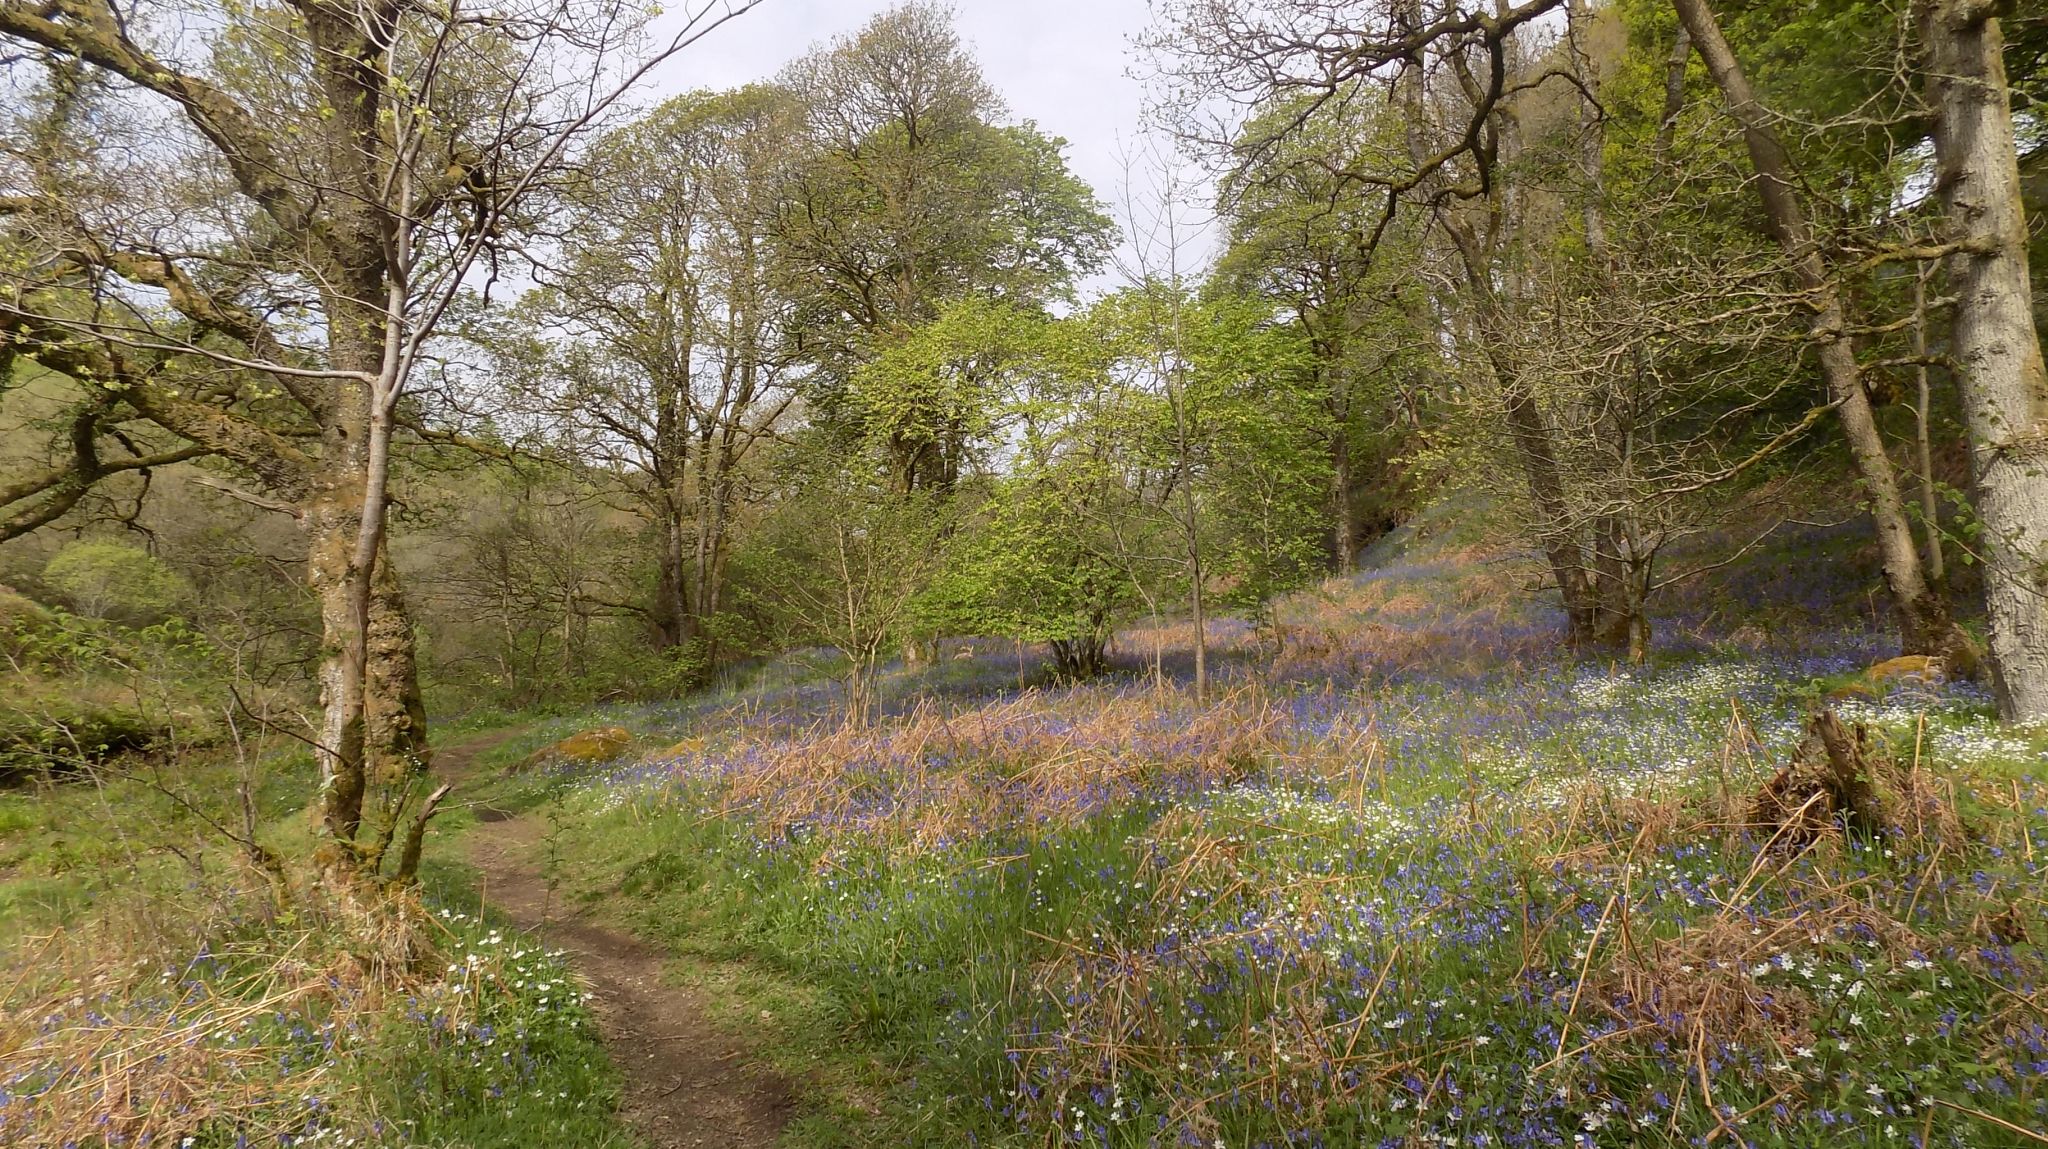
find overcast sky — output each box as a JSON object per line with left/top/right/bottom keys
{"left": 648, "top": 0, "right": 1188, "bottom": 284}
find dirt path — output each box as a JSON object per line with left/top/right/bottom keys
{"left": 445, "top": 732, "right": 796, "bottom": 1149}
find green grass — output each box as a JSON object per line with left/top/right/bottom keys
{"left": 493, "top": 529, "right": 2048, "bottom": 1148}
{"left": 336, "top": 854, "right": 638, "bottom": 1148}
{"left": 0, "top": 742, "right": 642, "bottom": 1149}
{"left": 540, "top": 789, "right": 1163, "bottom": 1147}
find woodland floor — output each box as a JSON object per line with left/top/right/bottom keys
{"left": 448, "top": 730, "right": 796, "bottom": 1149}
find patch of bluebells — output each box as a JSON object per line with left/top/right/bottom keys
{"left": 564, "top": 539, "right": 2048, "bottom": 1147}
{"left": 0, "top": 907, "right": 599, "bottom": 1147}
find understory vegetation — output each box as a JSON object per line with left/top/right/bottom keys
{"left": 488, "top": 521, "right": 2048, "bottom": 1149}
{"left": 0, "top": 745, "right": 628, "bottom": 1147}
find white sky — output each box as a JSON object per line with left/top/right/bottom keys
{"left": 646, "top": 0, "right": 1187, "bottom": 285}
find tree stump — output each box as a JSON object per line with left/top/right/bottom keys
{"left": 1753, "top": 708, "right": 1887, "bottom": 842}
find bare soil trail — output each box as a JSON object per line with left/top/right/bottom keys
{"left": 441, "top": 731, "right": 796, "bottom": 1149}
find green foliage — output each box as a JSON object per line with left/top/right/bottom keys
{"left": 922, "top": 473, "right": 1136, "bottom": 679}
{"left": 41, "top": 541, "right": 191, "bottom": 625}
{"left": 849, "top": 297, "right": 1052, "bottom": 491}
{"left": 403, "top": 461, "right": 689, "bottom": 712}
{"left": 0, "top": 742, "right": 315, "bottom": 924}
{"left": 1168, "top": 297, "right": 1331, "bottom": 634}
{"left": 739, "top": 439, "right": 959, "bottom": 715}
{"left": 0, "top": 602, "right": 222, "bottom": 779}
{"left": 0, "top": 585, "right": 54, "bottom": 662}
{"left": 1094, "top": 286, "right": 1333, "bottom": 637}
{"left": 776, "top": 4, "right": 1113, "bottom": 420}
{"left": 900, "top": 301, "right": 1144, "bottom": 677}
{"left": 900, "top": 289, "right": 1329, "bottom": 671}
{"left": 1609, "top": 0, "right": 1919, "bottom": 231}
{"left": 0, "top": 695, "right": 165, "bottom": 781}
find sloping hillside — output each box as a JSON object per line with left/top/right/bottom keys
{"left": 464, "top": 514, "right": 2047, "bottom": 1148}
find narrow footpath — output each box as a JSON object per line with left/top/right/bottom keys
{"left": 443, "top": 733, "right": 795, "bottom": 1149}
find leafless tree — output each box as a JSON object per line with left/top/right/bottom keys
{"left": 515, "top": 85, "right": 799, "bottom": 660}
{"left": 1911, "top": 0, "right": 2048, "bottom": 720}
{"left": 1672, "top": 0, "right": 1977, "bottom": 672}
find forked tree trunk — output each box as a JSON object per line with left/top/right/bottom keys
{"left": 301, "top": 19, "right": 427, "bottom": 881}
{"left": 310, "top": 492, "right": 433, "bottom": 875}
{"left": 1489, "top": 338, "right": 1603, "bottom": 646}
{"left": 1675, "top": 0, "right": 1977, "bottom": 669}
{"left": 1570, "top": 4, "right": 1649, "bottom": 660}
{"left": 656, "top": 510, "right": 694, "bottom": 649}
{"left": 1050, "top": 633, "right": 1110, "bottom": 681}
{"left": 692, "top": 448, "right": 737, "bottom": 659}
{"left": 844, "top": 657, "right": 876, "bottom": 729}
{"left": 1915, "top": 0, "right": 2048, "bottom": 721}
{"left": 1591, "top": 513, "right": 1651, "bottom": 660}
{"left": 307, "top": 324, "right": 377, "bottom": 863}
{"left": 310, "top": 278, "right": 438, "bottom": 881}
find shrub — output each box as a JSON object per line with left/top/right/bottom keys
{"left": 41, "top": 542, "right": 192, "bottom": 625}
{"left": 0, "top": 694, "right": 165, "bottom": 782}
{"left": 0, "top": 586, "right": 54, "bottom": 663}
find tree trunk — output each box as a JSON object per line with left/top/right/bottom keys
{"left": 844, "top": 658, "right": 875, "bottom": 729}
{"left": 309, "top": 489, "right": 368, "bottom": 856}
{"left": 1607, "top": 516, "right": 1655, "bottom": 663}
{"left": 1912, "top": 266, "right": 1947, "bottom": 588}
{"left": 1492, "top": 343, "right": 1602, "bottom": 645}
{"left": 1824, "top": 331, "right": 1967, "bottom": 661}
{"left": 309, "top": 463, "right": 432, "bottom": 875}
{"left": 358, "top": 551, "right": 434, "bottom": 876}
{"left": 1171, "top": 387, "right": 1209, "bottom": 701}
{"left": 1656, "top": 21, "right": 1693, "bottom": 155}
{"left": 309, "top": 250, "right": 439, "bottom": 881}
{"left": 1331, "top": 414, "right": 1358, "bottom": 575}
{"left": 1675, "top": 0, "right": 1975, "bottom": 668}
{"left": 691, "top": 450, "right": 735, "bottom": 658}
{"left": 652, "top": 347, "right": 694, "bottom": 651}
{"left": 1050, "top": 633, "right": 1109, "bottom": 681}
{"left": 308, "top": 297, "right": 378, "bottom": 864}
{"left": 365, "top": 553, "right": 432, "bottom": 791}
{"left": 300, "top": 3, "right": 404, "bottom": 872}
{"left": 655, "top": 510, "right": 693, "bottom": 649}
{"left": 1569, "top": 2, "right": 1643, "bottom": 659}
{"left": 1591, "top": 512, "right": 1644, "bottom": 656}
{"left": 1916, "top": 0, "right": 2048, "bottom": 720}
{"left": 1188, "top": 537, "right": 1208, "bottom": 701}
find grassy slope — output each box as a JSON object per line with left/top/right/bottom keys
{"left": 0, "top": 737, "right": 638, "bottom": 1148}
{"left": 4, "top": 509, "right": 2043, "bottom": 1148}
{"left": 509, "top": 515, "right": 2047, "bottom": 1148}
